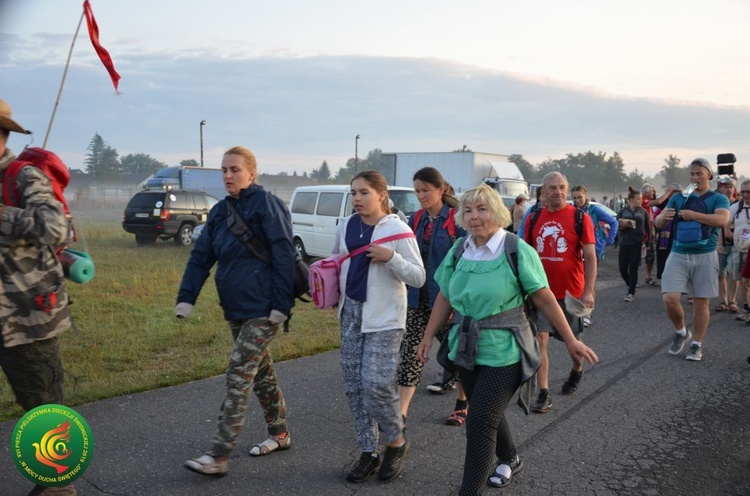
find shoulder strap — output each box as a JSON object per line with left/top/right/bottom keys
{"left": 344, "top": 231, "right": 416, "bottom": 261}
{"left": 410, "top": 208, "right": 425, "bottom": 233}
{"left": 735, "top": 199, "right": 745, "bottom": 219}
{"left": 504, "top": 232, "right": 525, "bottom": 294}
{"left": 575, "top": 206, "right": 584, "bottom": 244}
{"left": 452, "top": 237, "right": 466, "bottom": 268}
{"left": 2, "top": 160, "right": 29, "bottom": 207}
{"left": 442, "top": 208, "right": 457, "bottom": 240}
{"left": 525, "top": 206, "right": 543, "bottom": 244}
{"left": 225, "top": 201, "right": 273, "bottom": 265}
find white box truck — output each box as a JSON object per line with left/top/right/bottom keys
{"left": 381, "top": 151, "right": 528, "bottom": 197}
{"left": 141, "top": 166, "right": 226, "bottom": 199}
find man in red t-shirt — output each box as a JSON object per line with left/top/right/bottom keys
{"left": 525, "top": 172, "right": 597, "bottom": 414}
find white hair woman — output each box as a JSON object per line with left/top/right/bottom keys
{"left": 417, "top": 184, "right": 598, "bottom": 494}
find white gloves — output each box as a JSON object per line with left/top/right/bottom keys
{"left": 175, "top": 302, "right": 194, "bottom": 319}
{"left": 176, "top": 303, "right": 286, "bottom": 324}
{"left": 267, "top": 310, "right": 288, "bottom": 325}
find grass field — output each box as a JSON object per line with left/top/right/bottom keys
{"left": 0, "top": 213, "right": 340, "bottom": 422}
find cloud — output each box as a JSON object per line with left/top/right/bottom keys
{"left": 2, "top": 53, "right": 749, "bottom": 176}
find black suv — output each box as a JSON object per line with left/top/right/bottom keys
{"left": 122, "top": 190, "right": 219, "bottom": 246}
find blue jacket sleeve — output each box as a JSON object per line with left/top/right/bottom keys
{"left": 517, "top": 208, "right": 533, "bottom": 240}
{"left": 595, "top": 205, "right": 619, "bottom": 245}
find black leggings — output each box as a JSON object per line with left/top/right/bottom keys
{"left": 457, "top": 362, "right": 522, "bottom": 496}
{"left": 656, "top": 248, "right": 670, "bottom": 280}
{"left": 618, "top": 243, "right": 641, "bottom": 294}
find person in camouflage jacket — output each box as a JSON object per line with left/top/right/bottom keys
{"left": 0, "top": 99, "right": 74, "bottom": 495}
{"left": 0, "top": 99, "right": 71, "bottom": 410}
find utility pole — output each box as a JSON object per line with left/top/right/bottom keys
{"left": 200, "top": 120, "right": 206, "bottom": 167}
{"left": 355, "top": 134, "right": 360, "bottom": 173}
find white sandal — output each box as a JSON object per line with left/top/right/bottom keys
{"left": 488, "top": 456, "right": 523, "bottom": 488}
{"left": 248, "top": 434, "right": 291, "bottom": 456}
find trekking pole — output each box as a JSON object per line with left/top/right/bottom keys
{"left": 42, "top": 11, "right": 85, "bottom": 149}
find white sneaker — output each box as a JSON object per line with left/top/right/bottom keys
{"left": 184, "top": 454, "right": 229, "bottom": 476}
{"left": 685, "top": 343, "right": 703, "bottom": 361}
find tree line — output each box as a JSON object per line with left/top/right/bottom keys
{"left": 508, "top": 152, "right": 695, "bottom": 193}
{"left": 82, "top": 132, "right": 718, "bottom": 193}
{"left": 83, "top": 133, "right": 198, "bottom": 179}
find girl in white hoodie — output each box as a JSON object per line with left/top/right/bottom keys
{"left": 334, "top": 170, "right": 425, "bottom": 483}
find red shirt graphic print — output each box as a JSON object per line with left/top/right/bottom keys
{"left": 530, "top": 204, "right": 595, "bottom": 299}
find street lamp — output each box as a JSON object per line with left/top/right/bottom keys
{"left": 355, "top": 134, "right": 360, "bottom": 173}
{"left": 200, "top": 120, "right": 206, "bottom": 167}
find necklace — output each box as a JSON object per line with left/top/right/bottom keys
{"left": 359, "top": 218, "right": 374, "bottom": 238}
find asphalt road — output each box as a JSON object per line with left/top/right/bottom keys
{"left": 2, "top": 248, "right": 749, "bottom": 495}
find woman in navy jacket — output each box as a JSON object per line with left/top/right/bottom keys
{"left": 178, "top": 146, "right": 296, "bottom": 476}
{"left": 397, "top": 167, "right": 468, "bottom": 426}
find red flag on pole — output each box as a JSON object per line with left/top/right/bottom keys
{"left": 82, "top": 0, "right": 121, "bottom": 93}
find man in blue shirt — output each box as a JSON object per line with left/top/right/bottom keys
{"left": 655, "top": 158, "right": 730, "bottom": 361}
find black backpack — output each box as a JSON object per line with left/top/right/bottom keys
{"left": 225, "top": 202, "right": 310, "bottom": 332}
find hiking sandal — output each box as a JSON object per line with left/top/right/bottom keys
{"left": 488, "top": 456, "right": 524, "bottom": 488}
{"left": 445, "top": 408, "right": 468, "bottom": 426}
{"left": 729, "top": 301, "right": 740, "bottom": 313}
{"left": 715, "top": 301, "right": 729, "bottom": 312}
{"left": 249, "top": 434, "right": 292, "bottom": 456}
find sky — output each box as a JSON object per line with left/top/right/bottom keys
{"left": 1, "top": 0, "right": 749, "bottom": 179}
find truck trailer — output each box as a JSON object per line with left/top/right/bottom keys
{"left": 381, "top": 151, "right": 528, "bottom": 197}
{"left": 140, "top": 166, "right": 225, "bottom": 199}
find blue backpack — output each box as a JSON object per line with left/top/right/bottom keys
{"left": 674, "top": 191, "right": 716, "bottom": 243}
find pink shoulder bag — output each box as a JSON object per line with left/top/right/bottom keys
{"left": 308, "top": 232, "right": 415, "bottom": 309}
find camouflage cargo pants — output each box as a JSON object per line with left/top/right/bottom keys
{"left": 0, "top": 336, "right": 64, "bottom": 411}
{"left": 211, "top": 317, "right": 288, "bottom": 457}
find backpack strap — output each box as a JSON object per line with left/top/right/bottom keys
{"left": 410, "top": 208, "right": 425, "bottom": 233}
{"left": 452, "top": 232, "right": 524, "bottom": 293}
{"left": 412, "top": 206, "right": 457, "bottom": 241}
{"left": 735, "top": 199, "right": 746, "bottom": 220}
{"left": 527, "top": 205, "right": 584, "bottom": 249}
{"left": 504, "top": 232, "right": 524, "bottom": 296}
{"left": 2, "top": 160, "right": 29, "bottom": 207}
{"left": 574, "top": 206, "right": 584, "bottom": 248}
{"left": 443, "top": 208, "right": 457, "bottom": 241}
{"left": 225, "top": 201, "right": 273, "bottom": 264}
{"left": 525, "top": 206, "right": 543, "bottom": 244}
{"left": 452, "top": 237, "right": 466, "bottom": 268}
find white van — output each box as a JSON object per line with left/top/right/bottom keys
{"left": 290, "top": 185, "right": 420, "bottom": 260}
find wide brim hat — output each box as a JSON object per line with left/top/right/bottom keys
{"left": 564, "top": 290, "right": 593, "bottom": 318}
{"left": 0, "top": 99, "right": 31, "bottom": 134}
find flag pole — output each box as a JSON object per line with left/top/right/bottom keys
{"left": 43, "top": 10, "right": 85, "bottom": 149}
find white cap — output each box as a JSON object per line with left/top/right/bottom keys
{"left": 564, "top": 290, "right": 593, "bottom": 318}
